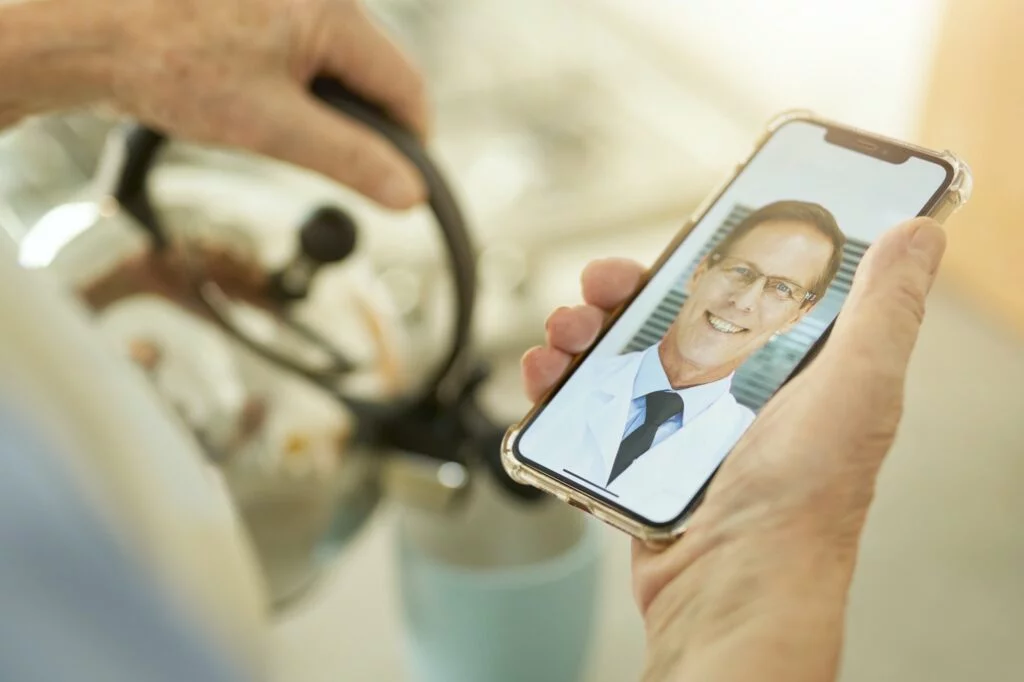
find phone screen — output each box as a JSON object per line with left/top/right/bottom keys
{"left": 511, "top": 118, "right": 954, "bottom": 527}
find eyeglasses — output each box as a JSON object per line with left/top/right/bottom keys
{"left": 709, "top": 254, "right": 818, "bottom": 304}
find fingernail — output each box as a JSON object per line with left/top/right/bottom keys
{"left": 380, "top": 171, "right": 426, "bottom": 209}
{"left": 907, "top": 219, "right": 946, "bottom": 273}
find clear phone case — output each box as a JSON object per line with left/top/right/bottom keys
{"left": 501, "top": 109, "right": 973, "bottom": 544}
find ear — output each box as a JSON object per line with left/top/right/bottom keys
{"left": 685, "top": 257, "right": 711, "bottom": 295}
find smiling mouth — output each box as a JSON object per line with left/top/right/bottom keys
{"left": 705, "top": 311, "right": 748, "bottom": 334}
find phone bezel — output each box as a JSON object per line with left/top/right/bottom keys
{"left": 505, "top": 113, "right": 958, "bottom": 536}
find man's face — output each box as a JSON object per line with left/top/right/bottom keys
{"left": 665, "top": 219, "right": 834, "bottom": 378}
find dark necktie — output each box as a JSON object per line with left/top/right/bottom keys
{"left": 607, "top": 391, "right": 685, "bottom": 485}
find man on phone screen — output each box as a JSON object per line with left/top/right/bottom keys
{"left": 527, "top": 200, "right": 847, "bottom": 521}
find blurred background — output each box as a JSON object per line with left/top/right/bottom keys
{"left": 1, "top": 0, "right": 1022, "bottom": 681}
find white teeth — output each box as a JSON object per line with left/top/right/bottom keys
{"left": 706, "top": 312, "right": 746, "bottom": 334}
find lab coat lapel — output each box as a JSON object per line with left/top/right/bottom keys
{"left": 583, "top": 352, "right": 644, "bottom": 480}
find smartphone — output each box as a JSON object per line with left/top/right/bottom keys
{"left": 501, "top": 111, "right": 971, "bottom": 542}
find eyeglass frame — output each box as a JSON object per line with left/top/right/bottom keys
{"left": 706, "top": 252, "right": 820, "bottom": 305}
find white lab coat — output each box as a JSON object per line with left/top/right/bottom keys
{"left": 520, "top": 348, "right": 755, "bottom": 523}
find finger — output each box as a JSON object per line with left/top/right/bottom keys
{"left": 521, "top": 346, "right": 572, "bottom": 403}
{"left": 321, "top": 2, "right": 430, "bottom": 141}
{"left": 545, "top": 305, "right": 605, "bottom": 354}
{"left": 581, "top": 258, "right": 646, "bottom": 312}
{"left": 251, "top": 82, "right": 426, "bottom": 208}
{"left": 823, "top": 217, "right": 946, "bottom": 378}
{"left": 740, "top": 217, "right": 948, "bottom": 487}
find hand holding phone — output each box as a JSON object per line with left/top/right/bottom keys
{"left": 522, "top": 216, "right": 949, "bottom": 682}
{"left": 503, "top": 112, "right": 970, "bottom": 541}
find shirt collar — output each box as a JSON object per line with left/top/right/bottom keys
{"left": 632, "top": 345, "right": 735, "bottom": 425}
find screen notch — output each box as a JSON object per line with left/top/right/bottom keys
{"left": 824, "top": 126, "right": 910, "bottom": 164}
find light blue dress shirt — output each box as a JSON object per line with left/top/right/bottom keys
{"left": 619, "top": 346, "right": 736, "bottom": 449}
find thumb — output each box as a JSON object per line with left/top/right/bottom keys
{"left": 245, "top": 81, "right": 426, "bottom": 209}
{"left": 823, "top": 217, "right": 946, "bottom": 379}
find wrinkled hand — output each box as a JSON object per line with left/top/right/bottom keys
{"left": 522, "top": 217, "right": 947, "bottom": 682}
{"left": 107, "top": 0, "right": 428, "bottom": 208}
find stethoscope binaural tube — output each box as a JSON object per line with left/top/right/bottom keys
{"left": 110, "top": 76, "right": 478, "bottom": 428}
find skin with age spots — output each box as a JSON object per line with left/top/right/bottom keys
{"left": 0, "top": 0, "right": 428, "bottom": 208}
{"left": 659, "top": 219, "right": 836, "bottom": 389}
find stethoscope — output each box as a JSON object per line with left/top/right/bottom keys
{"left": 111, "top": 76, "right": 542, "bottom": 501}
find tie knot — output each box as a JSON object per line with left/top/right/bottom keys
{"left": 644, "top": 390, "right": 684, "bottom": 424}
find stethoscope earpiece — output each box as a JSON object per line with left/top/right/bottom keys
{"left": 268, "top": 205, "right": 359, "bottom": 303}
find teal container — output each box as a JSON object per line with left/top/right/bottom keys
{"left": 397, "top": 518, "right": 602, "bottom": 682}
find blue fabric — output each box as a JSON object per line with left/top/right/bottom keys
{"left": 0, "top": 400, "right": 250, "bottom": 682}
